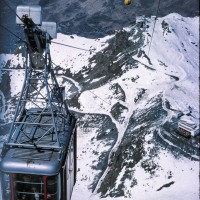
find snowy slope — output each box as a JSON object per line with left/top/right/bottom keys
{"left": 0, "top": 13, "right": 199, "bottom": 200}
{"left": 69, "top": 13, "right": 199, "bottom": 200}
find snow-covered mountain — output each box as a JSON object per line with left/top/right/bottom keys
{"left": 0, "top": 13, "right": 199, "bottom": 200}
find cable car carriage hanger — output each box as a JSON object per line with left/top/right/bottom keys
{"left": 0, "top": 5, "right": 77, "bottom": 200}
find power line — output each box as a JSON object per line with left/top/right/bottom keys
{"left": 147, "top": 0, "right": 161, "bottom": 56}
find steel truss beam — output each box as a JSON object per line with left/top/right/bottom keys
{"left": 7, "top": 33, "right": 72, "bottom": 151}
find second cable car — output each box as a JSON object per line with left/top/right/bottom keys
{"left": 124, "top": 0, "right": 132, "bottom": 5}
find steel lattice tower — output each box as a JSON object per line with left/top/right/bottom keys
{"left": 6, "top": 17, "right": 72, "bottom": 153}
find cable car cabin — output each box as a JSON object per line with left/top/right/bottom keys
{"left": 2, "top": 4, "right": 77, "bottom": 200}
{"left": 0, "top": 109, "right": 77, "bottom": 200}
{"left": 124, "top": 0, "right": 132, "bottom": 5}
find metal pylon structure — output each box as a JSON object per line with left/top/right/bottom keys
{"left": 6, "top": 14, "right": 72, "bottom": 152}
{"left": 0, "top": 5, "right": 77, "bottom": 200}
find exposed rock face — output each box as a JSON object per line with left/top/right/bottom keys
{"left": 76, "top": 113, "right": 118, "bottom": 191}
{"left": 41, "top": 0, "right": 199, "bottom": 38}
{"left": 110, "top": 102, "right": 128, "bottom": 124}
{"left": 98, "top": 96, "right": 168, "bottom": 197}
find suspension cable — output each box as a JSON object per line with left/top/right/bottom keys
{"left": 88, "top": 90, "right": 112, "bottom": 105}
{"left": 1, "top": 0, "right": 115, "bottom": 107}
{"left": 0, "top": 24, "right": 26, "bottom": 43}
{"left": 1, "top": 0, "right": 24, "bottom": 24}
{"left": 0, "top": 24, "right": 113, "bottom": 107}
{"left": 51, "top": 41, "right": 93, "bottom": 53}
{"left": 0, "top": 22, "right": 113, "bottom": 59}
{"left": 1, "top": 20, "right": 114, "bottom": 58}
{"left": 1, "top": 0, "right": 117, "bottom": 58}
{"left": 51, "top": 41, "right": 117, "bottom": 57}
{"left": 147, "top": 0, "right": 161, "bottom": 57}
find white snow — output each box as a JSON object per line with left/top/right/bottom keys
{"left": 72, "top": 13, "right": 199, "bottom": 200}
{"left": 9, "top": 69, "right": 25, "bottom": 97}
{"left": 131, "top": 149, "right": 199, "bottom": 200}
{"left": 51, "top": 33, "right": 114, "bottom": 74}
{"left": 0, "top": 54, "right": 25, "bottom": 98}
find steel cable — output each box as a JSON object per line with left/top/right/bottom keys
{"left": 147, "top": 0, "right": 161, "bottom": 57}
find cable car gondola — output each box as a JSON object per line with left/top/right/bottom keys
{"left": 0, "top": 5, "right": 77, "bottom": 200}
{"left": 124, "top": 0, "right": 132, "bottom": 5}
